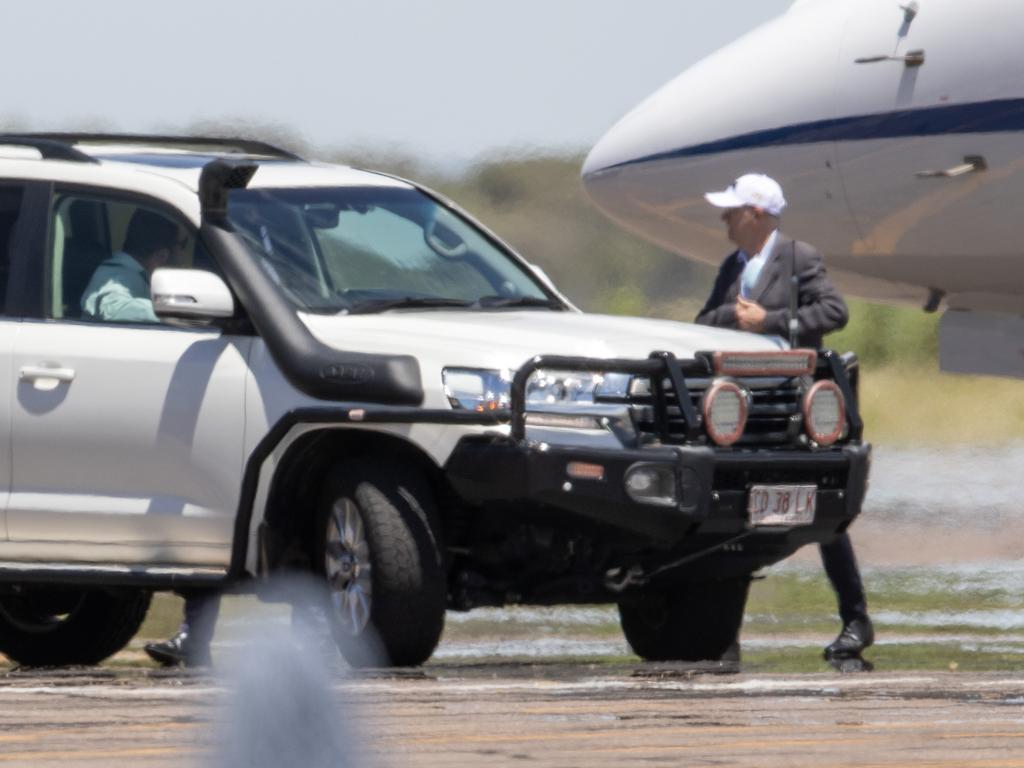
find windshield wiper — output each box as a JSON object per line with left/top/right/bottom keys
{"left": 346, "top": 296, "right": 474, "bottom": 315}
{"left": 475, "top": 295, "right": 563, "bottom": 309}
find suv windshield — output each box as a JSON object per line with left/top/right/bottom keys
{"left": 226, "top": 186, "right": 559, "bottom": 314}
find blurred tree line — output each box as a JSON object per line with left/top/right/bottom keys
{"left": 182, "top": 121, "right": 709, "bottom": 314}
{"left": 317, "top": 141, "right": 940, "bottom": 368}
{"left": 830, "top": 299, "right": 938, "bottom": 367}
{"left": 329, "top": 148, "right": 712, "bottom": 318}
{"left": 1, "top": 117, "right": 940, "bottom": 368}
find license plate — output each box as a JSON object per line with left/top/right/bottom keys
{"left": 748, "top": 484, "right": 817, "bottom": 527}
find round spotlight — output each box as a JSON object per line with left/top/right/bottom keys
{"left": 803, "top": 380, "right": 846, "bottom": 446}
{"left": 702, "top": 380, "right": 748, "bottom": 446}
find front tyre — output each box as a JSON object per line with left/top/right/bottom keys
{"left": 0, "top": 588, "right": 152, "bottom": 666}
{"left": 315, "top": 460, "right": 445, "bottom": 668}
{"left": 618, "top": 577, "right": 750, "bottom": 662}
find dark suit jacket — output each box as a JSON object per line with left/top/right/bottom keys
{"left": 695, "top": 234, "right": 848, "bottom": 349}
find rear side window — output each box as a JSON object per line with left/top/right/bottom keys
{"left": 0, "top": 185, "right": 26, "bottom": 315}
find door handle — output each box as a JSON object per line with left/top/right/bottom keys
{"left": 854, "top": 49, "right": 925, "bottom": 67}
{"left": 19, "top": 365, "right": 76, "bottom": 391}
{"left": 916, "top": 155, "right": 987, "bottom": 179}
{"left": 855, "top": 3, "right": 922, "bottom": 66}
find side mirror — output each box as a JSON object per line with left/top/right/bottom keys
{"left": 152, "top": 268, "right": 235, "bottom": 320}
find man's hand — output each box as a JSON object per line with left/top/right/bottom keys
{"left": 735, "top": 297, "right": 767, "bottom": 332}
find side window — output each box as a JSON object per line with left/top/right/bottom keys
{"left": 0, "top": 185, "right": 26, "bottom": 316}
{"left": 49, "top": 192, "right": 212, "bottom": 324}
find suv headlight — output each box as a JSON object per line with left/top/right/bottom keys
{"left": 526, "top": 370, "right": 620, "bottom": 404}
{"left": 443, "top": 368, "right": 630, "bottom": 411}
{"left": 443, "top": 368, "right": 513, "bottom": 412}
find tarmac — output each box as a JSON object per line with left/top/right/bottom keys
{"left": 2, "top": 444, "right": 1023, "bottom": 766}
{"left": 1, "top": 664, "right": 1023, "bottom": 767}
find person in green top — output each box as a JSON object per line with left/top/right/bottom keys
{"left": 81, "top": 208, "right": 180, "bottom": 322}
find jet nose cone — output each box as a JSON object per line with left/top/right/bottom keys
{"left": 582, "top": 112, "right": 648, "bottom": 180}
{"left": 583, "top": 0, "right": 843, "bottom": 183}
{"left": 580, "top": 44, "right": 745, "bottom": 204}
{"left": 580, "top": 65, "right": 709, "bottom": 228}
{"left": 581, "top": 1, "right": 845, "bottom": 264}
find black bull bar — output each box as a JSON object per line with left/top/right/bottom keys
{"left": 443, "top": 349, "right": 869, "bottom": 584}
{"left": 508, "top": 348, "right": 863, "bottom": 443}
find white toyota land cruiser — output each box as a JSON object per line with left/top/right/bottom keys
{"left": 0, "top": 133, "right": 869, "bottom": 667}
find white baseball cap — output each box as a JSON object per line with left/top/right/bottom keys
{"left": 705, "top": 173, "right": 786, "bottom": 216}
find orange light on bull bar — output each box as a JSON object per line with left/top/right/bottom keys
{"left": 712, "top": 349, "right": 817, "bottom": 377}
{"left": 566, "top": 461, "right": 606, "bottom": 481}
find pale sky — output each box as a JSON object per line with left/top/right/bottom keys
{"left": 2, "top": 0, "right": 791, "bottom": 167}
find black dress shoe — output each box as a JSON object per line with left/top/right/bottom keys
{"left": 824, "top": 616, "right": 875, "bottom": 661}
{"left": 144, "top": 630, "right": 212, "bottom": 667}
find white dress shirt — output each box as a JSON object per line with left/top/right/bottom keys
{"left": 738, "top": 228, "right": 779, "bottom": 299}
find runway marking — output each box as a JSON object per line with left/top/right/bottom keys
{"left": 404, "top": 724, "right": 1024, "bottom": 748}
{"left": 512, "top": 711, "right": 1024, "bottom": 736}
{"left": 0, "top": 746, "right": 192, "bottom": 761}
{"left": 345, "top": 674, "right": 945, "bottom": 696}
{"left": 3, "top": 673, "right": 1021, "bottom": 703}
{"left": 0, "top": 721, "right": 195, "bottom": 744}
{"left": 587, "top": 736, "right": 913, "bottom": 753}
{"left": 0, "top": 685, "right": 222, "bottom": 698}
{"left": 1, "top": 673, "right": 1021, "bottom": 706}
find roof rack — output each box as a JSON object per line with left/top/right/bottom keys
{"left": 0, "top": 133, "right": 304, "bottom": 161}
{"left": 0, "top": 135, "right": 98, "bottom": 163}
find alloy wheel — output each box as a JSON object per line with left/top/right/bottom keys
{"left": 323, "top": 498, "right": 373, "bottom": 635}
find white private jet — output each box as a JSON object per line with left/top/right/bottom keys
{"left": 583, "top": 0, "right": 1024, "bottom": 378}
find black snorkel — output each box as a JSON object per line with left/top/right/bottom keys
{"left": 198, "top": 159, "right": 424, "bottom": 405}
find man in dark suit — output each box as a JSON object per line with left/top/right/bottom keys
{"left": 697, "top": 173, "right": 874, "bottom": 665}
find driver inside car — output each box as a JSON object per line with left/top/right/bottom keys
{"left": 81, "top": 209, "right": 183, "bottom": 322}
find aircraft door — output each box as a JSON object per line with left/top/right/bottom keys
{"left": 833, "top": 0, "right": 1024, "bottom": 301}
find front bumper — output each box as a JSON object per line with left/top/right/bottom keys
{"left": 445, "top": 436, "right": 870, "bottom": 551}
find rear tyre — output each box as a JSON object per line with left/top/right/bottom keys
{"left": 0, "top": 588, "right": 152, "bottom": 666}
{"left": 618, "top": 577, "right": 750, "bottom": 662}
{"left": 314, "top": 460, "right": 446, "bottom": 668}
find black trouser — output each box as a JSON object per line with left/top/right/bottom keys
{"left": 819, "top": 532, "right": 868, "bottom": 625}
{"left": 179, "top": 590, "right": 222, "bottom": 650}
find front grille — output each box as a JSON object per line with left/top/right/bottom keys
{"left": 624, "top": 375, "right": 804, "bottom": 448}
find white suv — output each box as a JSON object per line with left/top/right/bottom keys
{"left": 0, "top": 134, "right": 869, "bottom": 667}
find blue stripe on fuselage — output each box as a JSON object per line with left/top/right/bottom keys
{"left": 595, "top": 98, "right": 1024, "bottom": 173}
